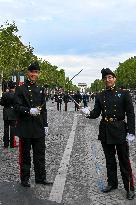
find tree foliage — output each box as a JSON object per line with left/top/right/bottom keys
{"left": 90, "top": 57, "right": 136, "bottom": 92}
{"left": 0, "top": 21, "right": 36, "bottom": 81}
{"left": 115, "top": 57, "right": 136, "bottom": 89}
{"left": 0, "top": 21, "right": 78, "bottom": 91}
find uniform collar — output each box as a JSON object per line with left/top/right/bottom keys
{"left": 106, "top": 85, "right": 116, "bottom": 91}
{"left": 26, "top": 79, "right": 36, "bottom": 85}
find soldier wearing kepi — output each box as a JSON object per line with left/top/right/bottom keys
{"left": 81, "top": 68, "right": 135, "bottom": 200}
{"left": 14, "top": 62, "right": 52, "bottom": 187}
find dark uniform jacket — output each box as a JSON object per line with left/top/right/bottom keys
{"left": 54, "top": 93, "right": 63, "bottom": 103}
{"left": 63, "top": 93, "right": 69, "bottom": 103}
{"left": 74, "top": 92, "right": 82, "bottom": 103}
{"left": 14, "top": 79, "right": 48, "bottom": 138}
{"left": 88, "top": 87, "right": 135, "bottom": 144}
{"left": 57, "top": 94, "right": 63, "bottom": 103}
{"left": 0, "top": 91, "right": 17, "bottom": 120}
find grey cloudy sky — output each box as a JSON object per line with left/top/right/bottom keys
{"left": 0, "top": 0, "right": 136, "bottom": 86}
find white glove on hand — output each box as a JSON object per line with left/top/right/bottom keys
{"left": 126, "top": 133, "right": 135, "bottom": 145}
{"left": 30, "top": 108, "right": 40, "bottom": 116}
{"left": 80, "top": 107, "right": 90, "bottom": 115}
{"left": 44, "top": 127, "right": 48, "bottom": 136}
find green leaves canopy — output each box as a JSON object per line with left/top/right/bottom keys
{"left": 0, "top": 21, "right": 78, "bottom": 91}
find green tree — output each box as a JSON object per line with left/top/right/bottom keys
{"left": 0, "top": 21, "right": 77, "bottom": 91}
{"left": 0, "top": 21, "right": 35, "bottom": 82}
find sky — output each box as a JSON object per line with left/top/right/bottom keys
{"left": 0, "top": 0, "right": 136, "bottom": 86}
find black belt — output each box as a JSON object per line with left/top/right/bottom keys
{"left": 102, "top": 117, "right": 124, "bottom": 123}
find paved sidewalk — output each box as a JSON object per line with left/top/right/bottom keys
{"left": 0, "top": 101, "right": 136, "bottom": 205}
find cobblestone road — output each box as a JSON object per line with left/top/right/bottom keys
{"left": 0, "top": 100, "right": 136, "bottom": 205}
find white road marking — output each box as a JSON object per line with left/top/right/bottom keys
{"left": 49, "top": 114, "right": 78, "bottom": 203}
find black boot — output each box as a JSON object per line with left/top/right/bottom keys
{"left": 21, "top": 179, "right": 30, "bottom": 187}
{"left": 102, "top": 185, "right": 118, "bottom": 193}
{"left": 126, "top": 190, "right": 135, "bottom": 200}
{"left": 35, "top": 179, "right": 53, "bottom": 185}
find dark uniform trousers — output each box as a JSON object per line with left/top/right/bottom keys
{"left": 101, "top": 141, "right": 134, "bottom": 191}
{"left": 57, "top": 101, "right": 62, "bottom": 111}
{"left": 0, "top": 90, "right": 17, "bottom": 148}
{"left": 63, "top": 94, "right": 69, "bottom": 111}
{"left": 57, "top": 94, "right": 63, "bottom": 111}
{"left": 64, "top": 102, "right": 68, "bottom": 111}
{"left": 3, "top": 119, "right": 15, "bottom": 147}
{"left": 19, "top": 137, "right": 46, "bottom": 182}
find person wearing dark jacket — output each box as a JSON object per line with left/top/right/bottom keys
{"left": 14, "top": 62, "right": 52, "bottom": 187}
{"left": 54, "top": 91, "right": 63, "bottom": 111}
{"left": 57, "top": 92, "right": 63, "bottom": 111}
{"left": 63, "top": 91, "right": 69, "bottom": 111}
{"left": 82, "top": 93, "right": 88, "bottom": 108}
{"left": 0, "top": 81, "right": 17, "bottom": 148}
{"left": 73, "top": 91, "right": 82, "bottom": 111}
{"left": 81, "top": 68, "right": 135, "bottom": 200}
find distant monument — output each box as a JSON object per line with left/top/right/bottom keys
{"left": 78, "top": 83, "right": 87, "bottom": 93}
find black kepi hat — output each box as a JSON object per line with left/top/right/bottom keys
{"left": 101, "top": 68, "right": 116, "bottom": 79}
{"left": 28, "top": 61, "right": 40, "bottom": 71}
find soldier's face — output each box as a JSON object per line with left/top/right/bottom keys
{"left": 27, "top": 70, "right": 40, "bottom": 82}
{"left": 103, "top": 74, "right": 116, "bottom": 88}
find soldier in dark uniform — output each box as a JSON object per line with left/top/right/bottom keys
{"left": 82, "top": 93, "right": 88, "bottom": 108}
{"left": 73, "top": 91, "right": 82, "bottom": 111}
{"left": 63, "top": 91, "right": 69, "bottom": 111}
{"left": 55, "top": 91, "right": 63, "bottom": 111}
{"left": 0, "top": 81, "right": 17, "bottom": 148}
{"left": 82, "top": 68, "right": 135, "bottom": 200}
{"left": 14, "top": 62, "right": 52, "bottom": 187}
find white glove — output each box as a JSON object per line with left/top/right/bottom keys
{"left": 44, "top": 127, "right": 48, "bottom": 135}
{"left": 126, "top": 133, "right": 135, "bottom": 145}
{"left": 30, "top": 108, "right": 40, "bottom": 116}
{"left": 80, "top": 107, "right": 90, "bottom": 115}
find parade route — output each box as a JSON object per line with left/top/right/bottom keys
{"left": 0, "top": 182, "right": 63, "bottom": 205}
{"left": 0, "top": 101, "right": 136, "bottom": 205}
{"left": 49, "top": 114, "right": 78, "bottom": 203}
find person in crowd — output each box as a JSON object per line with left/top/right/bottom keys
{"left": 82, "top": 93, "right": 88, "bottom": 108}
{"left": 81, "top": 68, "right": 135, "bottom": 200}
{"left": 63, "top": 91, "right": 69, "bottom": 111}
{"left": 57, "top": 91, "right": 63, "bottom": 111}
{"left": 0, "top": 81, "right": 17, "bottom": 148}
{"left": 91, "top": 93, "right": 95, "bottom": 101}
{"left": 54, "top": 91, "right": 63, "bottom": 111}
{"left": 14, "top": 62, "right": 52, "bottom": 187}
{"left": 73, "top": 90, "right": 82, "bottom": 111}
